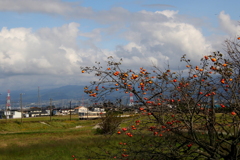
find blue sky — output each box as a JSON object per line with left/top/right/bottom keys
{"left": 0, "top": 0, "right": 239, "bottom": 91}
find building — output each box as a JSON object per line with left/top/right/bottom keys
{"left": 59, "top": 108, "right": 75, "bottom": 115}
{"left": 77, "top": 106, "right": 106, "bottom": 120}
{"left": 74, "top": 106, "right": 88, "bottom": 114}
{"left": 0, "top": 110, "right": 22, "bottom": 119}
{"left": 25, "top": 107, "right": 48, "bottom": 117}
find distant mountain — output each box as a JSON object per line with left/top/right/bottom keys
{"left": 1, "top": 85, "right": 86, "bottom": 104}
{"left": 40, "top": 85, "right": 86, "bottom": 101}
{"left": 0, "top": 85, "right": 132, "bottom": 106}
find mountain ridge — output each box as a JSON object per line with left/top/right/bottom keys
{"left": 0, "top": 85, "right": 86, "bottom": 104}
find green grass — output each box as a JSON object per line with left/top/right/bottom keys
{"left": 0, "top": 116, "right": 97, "bottom": 133}
{"left": 0, "top": 115, "right": 103, "bottom": 160}
{"left": 0, "top": 115, "right": 154, "bottom": 160}
{"left": 0, "top": 132, "right": 107, "bottom": 160}
{"left": 0, "top": 114, "right": 80, "bottom": 122}
{"left": 0, "top": 114, "right": 236, "bottom": 160}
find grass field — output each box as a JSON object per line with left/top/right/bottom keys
{"left": 0, "top": 113, "right": 234, "bottom": 160}
{"left": 0, "top": 115, "right": 106, "bottom": 160}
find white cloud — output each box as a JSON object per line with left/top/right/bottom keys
{"left": 0, "top": 5, "right": 235, "bottom": 91}
{"left": 0, "top": 21, "right": 117, "bottom": 90}
{"left": 0, "top": 22, "right": 90, "bottom": 89}
{"left": 155, "top": 10, "right": 178, "bottom": 18}
{"left": 218, "top": 11, "right": 240, "bottom": 36}
{"left": 117, "top": 11, "right": 213, "bottom": 69}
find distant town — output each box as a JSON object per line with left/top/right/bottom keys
{"left": 0, "top": 85, "right": 138, "bottom": 120}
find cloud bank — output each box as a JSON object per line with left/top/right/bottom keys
{"left": 0, "top": 1, "right": 238, "bottom": 91}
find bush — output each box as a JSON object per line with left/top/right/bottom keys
{"left": 97, "top": 111, "right": 122, "bottom": 134}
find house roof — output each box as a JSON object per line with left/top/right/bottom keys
{"left": 29, "top": 111, "right": 48, "bottom": 114}
{"left": 74, "top": 106, "right": 86, "bottom": 109}
{"left": 9, "top": 109, "right": 20, "bottom": 112}
{"left": 60, "top": 108, "right": 74, "bottom": 111}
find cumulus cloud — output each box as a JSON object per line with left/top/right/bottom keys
{"left": 218, "top": 11, "right": 240, "bottom": 36}
{"left": 114, "top": 10, "right": 213, "bottom": 70}
{"left": 0, "top": 5, "right": 235, "bottom": 91}
{"left": 0, "top": 20, "right": 118, "bottom": 90}
{"left": 155, "top": 10, "right": 178, "bottom": 18}
{"left": 0, "top": 22, "right": 82, "bottom": 75}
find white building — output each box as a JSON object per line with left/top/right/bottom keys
{"left": 75, "top": 106, "right": 106, "bottom": 120}
{"left": 0, "top": 110, "right": 22, "bottom": 119}
{"left": 59, "top": 108, "right": 74, "bottom": 115}
{"left": 74, "top": 106, "right": 88, "bottom": 114}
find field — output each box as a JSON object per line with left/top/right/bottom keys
{"left": 0, "top": 113, "right": 234, "bottom": 160}
{"left": 0, "top": 115, "right": 107, "bottom": 160}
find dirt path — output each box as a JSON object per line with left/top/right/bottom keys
{"left": 39, "top": 121, "right": 51, "bottom": 126}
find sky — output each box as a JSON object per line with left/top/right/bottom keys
{"left": 0, "top": 0, "right": 239, "bottom": 92}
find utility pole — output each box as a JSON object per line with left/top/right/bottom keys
{"left": 38, "top": 87, "right": 42, "bottom": 113}
{"left": 209, "top": 88, "right": 216, "bottom": 146}
{"left": 70, "top": 101, "right": 72, "bottom": 121}
{"left": 0, "top": 94, "right": 2, "bottom": 118}
{"left": 81, "top": 94, "right": 84, "bottom": 106}
{"left": 20, "top": 93, "right": 23, "bottom": 123}
{"left": 50, "top": 98, "right": 52, "bottom": 121}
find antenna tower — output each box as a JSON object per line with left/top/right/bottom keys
{"left": 38, "top": 87, "right": 41, "bottom": 109}
{"left": 129, "top": 92, "right": 134, "bottom": 106}
{"left": 5, "top": 90, "right": 11, "bottom": 119}
{"left": 6, "top": 90, "right": 11, "bottom": 110}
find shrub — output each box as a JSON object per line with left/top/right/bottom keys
{"left": 97, "top": 111, "right": 122, "bottom": 134}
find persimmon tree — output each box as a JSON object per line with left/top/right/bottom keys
{"left": 79, "top": 39, "right": 240, "bottom": 160}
